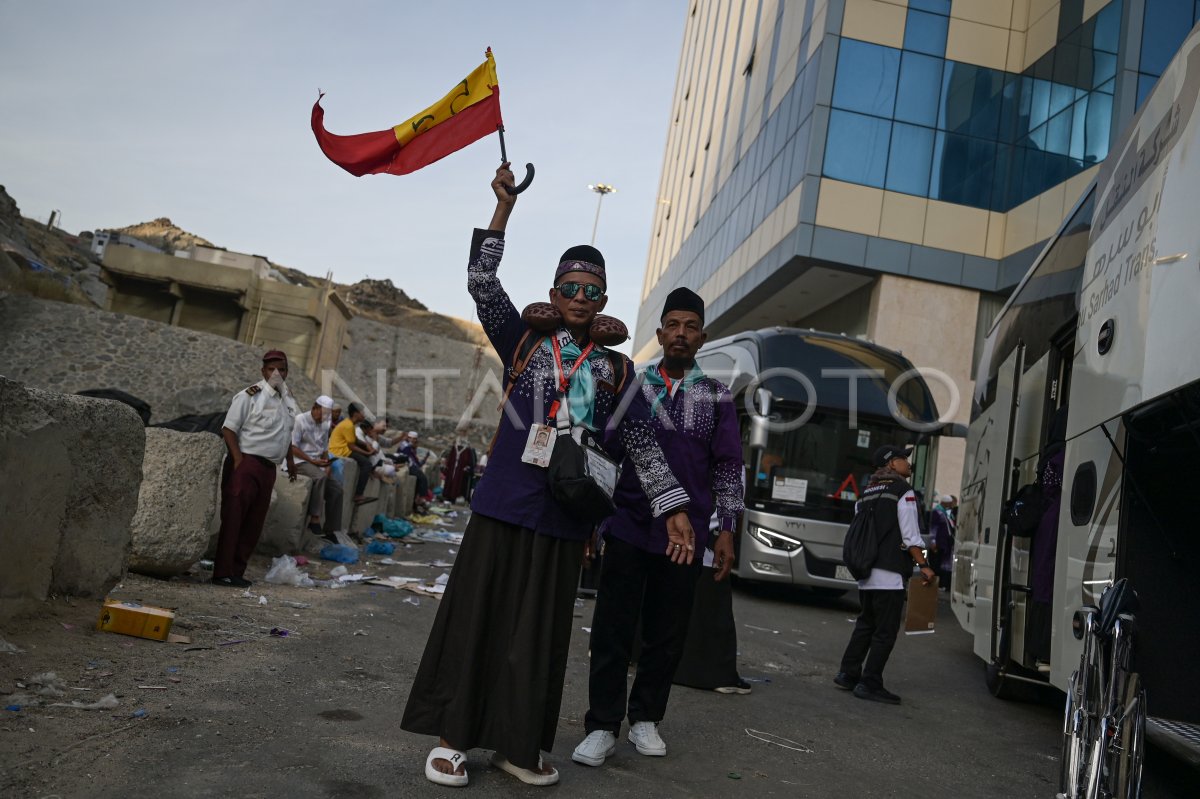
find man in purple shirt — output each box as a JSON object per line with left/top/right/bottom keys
{"left": 401, "top": 164, "right": 697, "bottom": 789}
{"left": 573, "top": 287, "right": 744, "bottom": 768}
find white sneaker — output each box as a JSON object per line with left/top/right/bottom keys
{"left": 627, "top": 721, "right": 667, "bottom": 756}
{"left": 572, "top": 730, "right": 616, "bottom": 766}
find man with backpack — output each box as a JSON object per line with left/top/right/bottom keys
{"left": 835, "top": 444, "right": 936, "bottom": 704}
{"left": 401, "top": 164, "right": 697, "bottom": 789}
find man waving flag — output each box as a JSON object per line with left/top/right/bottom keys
{"left": 312, "top": 48, "right": 503, "bottom": 177}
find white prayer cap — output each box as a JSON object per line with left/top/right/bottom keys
{"left": 407, "top": 430, "right": 420, "bottom": 438}
{"left": 315, "top": 395, "right": 335, "bottom": 409}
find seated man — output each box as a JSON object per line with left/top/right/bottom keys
{"left": 290, "top": 394, "right": 343, "bottom": 540}
{"left": 328, "top": 402, "right": 377, "bottom": 505}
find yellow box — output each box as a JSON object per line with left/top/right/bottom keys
{"left": 96, "top": 599, "right": 175, "bottom": 641}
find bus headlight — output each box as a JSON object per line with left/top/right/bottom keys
{"left": 748, "top": 524, "right": 802, "bottom": 552}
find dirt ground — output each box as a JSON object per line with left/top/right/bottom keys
{"left": 0, "top": 520, "right": 468, "bottom": 799}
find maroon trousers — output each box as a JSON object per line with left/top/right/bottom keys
{"left": 214, "top": 455, "right": 277, "bottom": 579}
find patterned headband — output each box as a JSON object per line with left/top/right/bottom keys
{"left": 555, "top": 259, "right": 606, "bottom": 286}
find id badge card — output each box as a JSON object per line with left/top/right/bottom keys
{"left": 521, "top": 424, "right": 557, "bottom": 468}
{"left": 584, "top": 445, "right": 619, "bottom": 498}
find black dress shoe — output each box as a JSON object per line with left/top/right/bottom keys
{"left": 853, "top": 683, "right": 901, "bottom": 704}
{"left": 212, "top": 576, "right": 252, "bottom": 588}
{"left": 833, "top": 672, "right": 858, "bottom": 690}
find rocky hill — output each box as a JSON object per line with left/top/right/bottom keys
{"left": 112, "top": 217, "right": 214, "bottom": 254}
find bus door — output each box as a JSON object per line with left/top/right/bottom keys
{"left": 953, "top": 344, "right": 1023, "bottom": 662}
{"left": 995, "top": 346, "right": 1054, "bottom": 672}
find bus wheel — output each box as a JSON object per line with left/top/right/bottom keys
{"left": 986, "top": 660, "right": 1019, "bottom": 700}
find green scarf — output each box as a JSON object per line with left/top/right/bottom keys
{"left": 643, "top": 362, "right": 705, "bottom": 416}
{"left": 544, "top": 331, "right": 607, "bottom": 432}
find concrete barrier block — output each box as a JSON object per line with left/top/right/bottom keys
{"left": 338, "top": 458, "right": 359, "bottom": 532}
{"left": 0, "top": 383, "right": 70, "bottom": 620}
{"left": 128, "top": 429, "right": 225, "bottom": 577}
{"left": 350, "top": 475, "right": 382, "bottom": 536}
{"left": 29, "top": 385, "right": 145, "bottom": 598}
{"left": 257, "top": 472, "right": 314, "bottom": 556}
{"left": 397, "top": 472, "right": 416, "bottom": 518}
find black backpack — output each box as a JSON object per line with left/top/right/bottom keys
{"left": 1003, "top": 482, "right": 1046, "bottom": 537}
{"left": 842, "top": 504, "right": 881, "bottom": 581}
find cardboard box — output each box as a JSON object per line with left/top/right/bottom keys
{"left": 96, "top": 599, "right": 175, "bottom": 641}
{"left": 904, "top": 575, "right": 939, "bottom": 634}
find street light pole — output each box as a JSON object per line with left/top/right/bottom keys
{"left": 587, "top": 183, "right": 617, "bottom": 246}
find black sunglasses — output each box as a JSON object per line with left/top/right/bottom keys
{"left": 555, "top": 281, "right": 605, "bottom": 302}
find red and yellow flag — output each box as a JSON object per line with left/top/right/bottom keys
{"left": 312, "top": 49, "right": 503, "bottom": 177}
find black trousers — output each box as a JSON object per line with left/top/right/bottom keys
{"left": 839, "top": 588, "right": 906, "bottom": 690}
{"left": 409, "top": 463, "right": 429, "bottom": 502}
{"left": 349, "top": 452, "right": 373, "bottom": 496}
{"left": 585, "top": 535, "right": 702, "bottom": 734}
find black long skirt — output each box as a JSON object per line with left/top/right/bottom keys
{"left": 671, "top": 566, "right": 741, "bottom": 690}
{"left": 400, "top": 513, "right": 584, "bottom": 770}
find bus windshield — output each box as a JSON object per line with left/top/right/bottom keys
{"left": 746, "top": 404, "right": 930, "bottom": 523}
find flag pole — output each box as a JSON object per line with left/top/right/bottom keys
{"left": 496, "top": 124, "right": 535, "bottom": 195}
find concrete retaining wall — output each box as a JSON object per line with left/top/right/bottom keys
{"left": 0, "top": 294, "right": 321, "bottom": 423}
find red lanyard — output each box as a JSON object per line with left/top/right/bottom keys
{"left": 658, "top": 364, "right": 675, "bottom": 397}
{"left": 547, "top": 334, "right": 594, "bottom": 423}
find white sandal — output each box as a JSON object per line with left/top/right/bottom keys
{"left": 425, "top": 746, "right": 468, "bottom": 787}
{"left": 490, "top": 752, "right": 559, "bottom": 786}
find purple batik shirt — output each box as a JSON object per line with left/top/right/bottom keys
{"left": 601, "top": 369, "right": 745, "bottom": 554}
{"left": 466, "top": 229, "right": 690, "bottom": 541}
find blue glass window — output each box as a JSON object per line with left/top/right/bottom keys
{"left": 824, "top": 110, "right": 891, "bottom": 188}
{"left": 1137, "top": 74, "right": 1159, "bottom": 109}
{"left": 1093, "top": 1, "right": 1121, "bottom": 54}
{"left": 1069, "top": 97, "right": 1089, "bottom": 161}
{"left": 908, "top": 0, "right": 951, "bottom": 13}
{"left": 832, "top": 39, "right": 900, "bottom": 117}
{"left": 1045, "top": 107, "right": 1072, "bottom": 156}
{"left": 1083, "top": 91, "right": 1111, "bottom": 162}
{"left": 895, "top": 52, "right": 944, "bottom": 126}
{"left": 904, "top": 10, "right": 949, "bottom": 57}
{"left": 886, "top": 123, "right": 935, "bottom": 195}
{"left": 930, "top": 133, "right": 995, "bottom": 207}
{"left": 1092, "top": 51, "right": 1117, "bottom": 88}
{"left": 1141, "top": 0, "right": 1193, "bottom": 76}
{"left": 939, "top": 63, "right": 1003, "bottom": 139}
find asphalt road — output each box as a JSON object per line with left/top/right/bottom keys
{"left": 3, "top": 558, "right": 1197, "bottom": 798}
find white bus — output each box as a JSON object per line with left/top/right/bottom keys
{"left": 953, "top": 22, "right": 1200, "bottom": 768}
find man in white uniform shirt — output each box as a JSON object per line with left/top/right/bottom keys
{"left": 291, "top": 394, "right": 341, "bottom": 541}
{"left": 213, "top": 350, "right": 299, "bottom": 587}
{"left": 833, "top": 445, "right": 935, "bottom": 704}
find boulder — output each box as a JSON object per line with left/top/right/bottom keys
{"left": 127, "top": 428, "right": 225, "bottom": 577}
{"left": 257, "top": 472, "right": 315, "bottom": 556}
{"left": 0, "top": 378, "right": 144, "bottom": 620}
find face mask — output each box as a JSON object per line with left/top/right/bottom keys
{"left": 267, "top": 370, "right": 284, "bottom": 389}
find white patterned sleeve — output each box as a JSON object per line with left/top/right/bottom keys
{"left": 614, "top": 364, "right": 689, "bottom": 517}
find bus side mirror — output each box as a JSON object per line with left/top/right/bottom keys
{"left": 941, "top": 422, "right": 968, "bottom": 438}
{"left": 749, "top": 414, "right": 769, "bottom": 451}
{"left": 748, "top": 387, "right": 772, "bottom": 451}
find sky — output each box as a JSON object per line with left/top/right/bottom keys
{"left": 0, "top": 1, "right": 686, "bottom": 349}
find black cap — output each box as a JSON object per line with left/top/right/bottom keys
{"left": 661, "top": 287, "right": 705, "bottom": 324}
{"left": 872, "top": 444, "right": 913, "bottom": 468}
